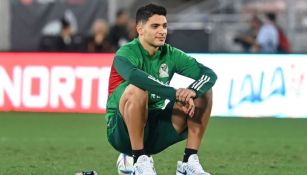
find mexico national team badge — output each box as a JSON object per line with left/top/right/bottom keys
{"left": 159, "top": 63, "right": 169, "bottom": 78}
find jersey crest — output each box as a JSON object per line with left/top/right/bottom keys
{"left": 159, "top": 63, "right": 169, "bottom": 78}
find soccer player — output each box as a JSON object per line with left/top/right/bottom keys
{"left": 106, "top": 3, "right": 217, "bottom": 175}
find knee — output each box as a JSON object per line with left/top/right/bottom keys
{"left": 119, "top": 85, "right": 148, "bottom": 121}
{"left": 203, "top": 89, "right": 212, "bottom": 101}
{"left": 124, "top": 85, "right": 148, "bottom": 104}
{"left": 188, "top": 89, "right": 213, "bottom": 123}
{"left": 195, "top": 89, "right": 213, "bottom": 109}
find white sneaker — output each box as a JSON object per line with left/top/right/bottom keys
{"left": 133, "top": 155, "right": 157, "bottom": 175}
{"left": 176, "top": 154, "right": 211, "bottom": 175}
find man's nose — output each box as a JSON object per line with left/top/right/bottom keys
{"left": 158, "top": 27, "right": 166, "bottom": 35}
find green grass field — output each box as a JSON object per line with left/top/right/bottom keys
{"left": 0, "top": 112, "right": 306, "bottom": 175}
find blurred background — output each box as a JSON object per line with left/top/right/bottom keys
{"left": 1, "top": 0, "right": 307, "bottom": 53}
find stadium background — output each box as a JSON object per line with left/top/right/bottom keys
{"left": 0, "top": 0, "right": 307, "bottom": 174}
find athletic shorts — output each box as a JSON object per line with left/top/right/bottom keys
{"left": 106, "top": 101, "right": 188, "bottom": 155}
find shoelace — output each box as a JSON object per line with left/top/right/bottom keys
{"left": 134, "top": 165, "right": 144, "bottom": 174}
{"left": 184, "top": 162, "right": 205, "bottom": 174}
{"left": 134, "top": 161, "right": 155, "bottom": 174}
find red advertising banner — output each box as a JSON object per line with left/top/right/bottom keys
{"left": 0, "top": 53, "right": 114, "bottom": 113}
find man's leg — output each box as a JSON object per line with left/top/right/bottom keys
{"left": 172, "top": 89, "right": 213, "bottom": 148}
{"left": 186, "top": 89, "right": 213, "bottom": 150}
{"left": 119, "top": 84, "right": 148, "bottom": 155}
{"left": 172, "top": 90, "right": 213, "bottom": 175}
{"left": 118, "top": 84, "right": 157, "bottom": 175}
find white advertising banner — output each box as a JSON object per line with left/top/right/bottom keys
{"left": 171, "top": 54, "right": 307, "bottom": 118}
{"left": 0, "top": 53, "right": 306, "bottom": 117}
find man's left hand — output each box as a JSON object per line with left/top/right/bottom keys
{"left": 176, "top": 88, "right": 196, "bottom": 103}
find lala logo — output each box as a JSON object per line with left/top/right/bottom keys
{"left": 159, "top": 63, "right": 169, "bottom": 78}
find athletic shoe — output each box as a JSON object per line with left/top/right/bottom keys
{"left": 133, "top": 155, "right": 157, "bottom": 175}
{"left": 176, "top": 154, "right": 210, "bottom": 175}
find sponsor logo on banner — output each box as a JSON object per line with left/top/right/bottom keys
{"left": 0, "top": 53, "right": 113, "bottom": 113}
{"left": 172, "top": 54, "right": 307, "bottom": 118}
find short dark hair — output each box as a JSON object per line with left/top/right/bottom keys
{"left": 136, "top": 3, "right": 167, "bottom": 24}
{"left": 116, "top": 8, "right": 127, "bottom": 18}
{"left": 266, "top": 12, "right": 276, "bottom": 22}
{"left": 60, "top": 18, "right": 70, "bottom": 29}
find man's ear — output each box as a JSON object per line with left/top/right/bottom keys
{"left": 136, "top": 22, "right": 144, "bottom": 36}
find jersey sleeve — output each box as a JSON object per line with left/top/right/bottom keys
{"left": 116, "top": 46, "right": 139, "bottom": 66}
{"left": 113, "top": 55, "right": 177, "bottom": 100}
{"left": 173, "top": 48, "right": 217, "bottom": 97}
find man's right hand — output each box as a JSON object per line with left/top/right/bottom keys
{"left": 176, "top": 88, "right": 196, "bottom": 103}
{"left": 176, "top": 98, "right": 195, "bottom": 117}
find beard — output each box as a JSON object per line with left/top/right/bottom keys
{"left": 148, "top": 39, "right": 165, "bottom": 48}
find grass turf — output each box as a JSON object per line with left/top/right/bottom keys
{"left": 0, "top": 112, "right": 306, "bottom": 175}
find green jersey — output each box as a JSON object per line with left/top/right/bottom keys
{"left": 107, "top": 38, "right": 217, "bottom": 115}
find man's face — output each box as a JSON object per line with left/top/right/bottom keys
{"left": 250, "top": 18, "right": 260, "bottom": 30}
{"left": 137, "top": 15, "right": 167, "bottom": 47}
{"left": 118, "top": 11, "right": 129, "bottom": 25}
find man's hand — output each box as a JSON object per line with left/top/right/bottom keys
{"left": 176, "top": 98, "right": 195, "bottom": 117}
{"left": 176, "top": 88, "right": 196, "bottom": 103}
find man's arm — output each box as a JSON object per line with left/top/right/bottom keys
{"left": 174, "top": 48, "right": 217, "bottom": 98}
{"left": 187, "top": 64, "right": 217, "bottom": 98}
{"left": 114, "top": 56, "right": 177, "bottom": 100}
